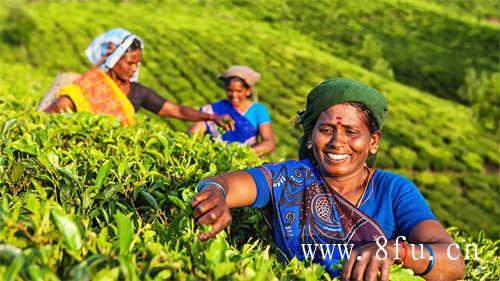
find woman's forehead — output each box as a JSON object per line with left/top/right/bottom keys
{"left": 317, "top": 103, "right": 366, "bottom": 124}
{"left": 123, "top": 49, "right": 142, "bottom": 62}
{"left": 227, "top": 79, "right": 246, "bottom": 88}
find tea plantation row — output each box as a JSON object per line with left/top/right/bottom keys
{"left": 207, "top": 0, "right": 500, "bottom": 101}
{"left": 0, "top": 80, "right": 498, "bottom": 280}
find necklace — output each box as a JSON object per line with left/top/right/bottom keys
{"left": 323, "top": 167, "right": 373, "bottom": 207}
{"left": 355, "top": 167, "right": 373, "bottom": 207}
{"left": 108, "top": 71, "right": 131, "bottom": 95}
{"left": 234, "top": 101, "right": 253, "bottom": 115}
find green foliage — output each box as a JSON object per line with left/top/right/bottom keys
{"left": 2, "top": 5, "right": 36, "bottom": 46}
{"left": 51, "top": 206, "right": 83, "bottom": 251}
{"left": 0, "top": 0, "right": 497, "bottom": 237}
{"left": 449, "top": 227, "right": 500, "bottom": 280}
{"left": 429, "top": 0, "right": 500, "bottom": 19}
{"left": 389, "top": 146, "right": 417, "bottom": 169}
{"left": 0, "top": 98, "right": 284, "bottom": 279}
{"left": 258, "top": 0, "right": 498, "bottom": 100}
{"left": 0, "top": 1, "right": 498, "bottom": 279}
{"left": 458, "top": 68, "right": 500, "bottom": 133}
{"left": 359, "top": 34, "right": 394, "bottom": 79}
{"left": 458, "top": 68, "right": 488, "bottom": 104}
{"left": 460, "top": 152, "right": 483, "bottom": 173}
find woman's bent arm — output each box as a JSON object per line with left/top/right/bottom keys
{"left": 159, "top": 101, "right": 234, "bottom": 130}
{"left": 404, "top": 220, "right": 465, "bottom": 280}
{"left": 341, "top": 220, "right": 465, "bottom": 281}
{"left": 187, "top": 121, "right": 207, "bottom": 135}
{"left": 252, "top": 123, "right": 276, "bottom": 156}
{"left": 191, "top": 171, "right": 258, "bottom": 241}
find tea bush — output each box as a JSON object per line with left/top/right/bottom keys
{"left": 0, "top": 92, "right": 498, "bottom": 280}
{"left": 210, "top": 0, "right": 500, "bottom": 101}
{"left": 0, "top": 94, "right": 414, "bottom": 280}
{"left": 1, "top": 5, "right": 36, "bottom": 46}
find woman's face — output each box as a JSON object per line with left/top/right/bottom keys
{"left": 226, "top": 79, "right": 251, "bottom": 107}
{"left": 311, "top": 103, "right": 380, "bottom": 178}
{"left": 112, "top": 49, "right": 142, "bottom": 82}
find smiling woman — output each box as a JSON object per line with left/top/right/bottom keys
{"left": 310, "top": 103, "right": 380, "bottom": 187}
{"left": 188, "top": 65, "right": 276, "bottom": 156}
{"left": 43, "top": 28, "right": 232, "bottom": 129}
{"left": 191, "top": 78, "right": 465, "bottom": 280}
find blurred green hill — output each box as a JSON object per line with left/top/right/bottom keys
{"left": 0, "top": 0, "right": 498, "bottom": 237}
{"left": 210, "top": 0, "right": 500, "bottom": 100}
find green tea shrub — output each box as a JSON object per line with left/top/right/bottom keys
{"left": 0, "top": 0, "right": 498, "bottom": 236}
{"left": 458, "top": 68, "right": 488, "bottom": 104}
{"left": 0, "top": 100, "right": 498, "bottom": 280}
{"left": 0, "top": 1, "right": 498, "bottom": 278}
{"left": 449, "top": 228, "right": 500, "bottom": 280}
{"left": 211, "top": 0, "right": 499, "bottom": 101}
{"left": 460, "top": 152, "right": 484, "bottom": 173}
{"left": 2, "top": 5, "right": 36, "bottom": 46}
{"left": 389, "top": 146, "right": 417, "bottom": 169}
{"left": 458, "top": 69, "right": 500, "bottom": 134}
{"left": 431, "top": 0, "right": 500, "bottom": 19}
{"left": 359, "top": 34, "right": 394, "bottom": 79}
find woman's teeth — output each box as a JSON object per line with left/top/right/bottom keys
{"left": 327, "top": 153, "right": 349, "bottom": 161}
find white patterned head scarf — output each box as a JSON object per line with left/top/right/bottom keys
{"left": 85, "top": 28, "right": 144, "bottom": 82}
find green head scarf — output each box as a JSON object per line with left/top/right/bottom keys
{"left": 298, "top": 78, "right": 388, "bottom": 167}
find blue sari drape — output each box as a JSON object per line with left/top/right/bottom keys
{"left": 201, "top": 100, "right": 258, "bottom": 145}
{"left": 257, "top": 160, "right": 386, "bottom": 276}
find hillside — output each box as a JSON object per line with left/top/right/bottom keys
{"left": 207, "top": 0, "right": 500, "bottom": 101}
{"left": 0, "top": 0, "right": 498, "bottom": 279}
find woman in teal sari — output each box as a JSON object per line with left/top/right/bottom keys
{"left": 191, "top": 78, "right": 465, "bottom": 280}
{"left": 188, "top": 65, "right": 275, "bottom": 156}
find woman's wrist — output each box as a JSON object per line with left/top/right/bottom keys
{"left": 205, "top": 113, "right": 215, "bottom": 121}
{"left": 196, "top": 180, "right": 226, "bottom": 199}
{"left": 387, "top": 240, "right": 435, "bottom": 275}
{"left": 386, "top": 239, "right": 408, "bottom": 264}
{"left": 393, "top": 241, "right": 408, "bottom": 265}
{"left": 416, "top": 243, "right": 435, "bottom": 276}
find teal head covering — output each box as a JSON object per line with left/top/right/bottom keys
{"left": 298, "top": 78, "right": 388, "bottom": 167}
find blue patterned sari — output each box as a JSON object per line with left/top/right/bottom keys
{"left": 201, "top": 100, "right": 258, "bottom": 145}
{"left": 254, "top": 160, "right": 386, "bottom": 276}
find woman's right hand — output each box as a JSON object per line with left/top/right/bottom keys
{"left": 212, "top": 114, "right": 235, "bottom": 131}
{"left": 191, "top": 185, "right": 232, "bottom": 241}
{"left": 44, "top": 96, "right": 76, "bottom": 113}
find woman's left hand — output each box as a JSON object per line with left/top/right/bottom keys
{"left": 341, "top": 241, "right": 397, "bottom": 281}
